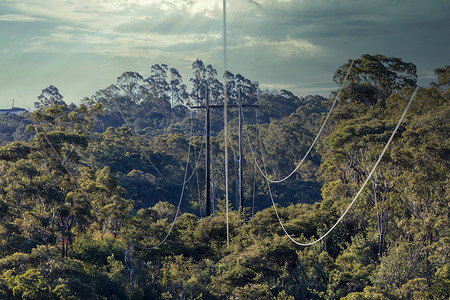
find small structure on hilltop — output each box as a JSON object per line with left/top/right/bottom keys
{"left": 0, "top": 100, "right": 28, "bottom": 115}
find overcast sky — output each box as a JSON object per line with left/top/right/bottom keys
{"left": 1, "top": 0, "right": 449, "bottom": 109}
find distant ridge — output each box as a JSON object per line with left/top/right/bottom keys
{"left": 0, "top": 107, "right": 27, "bottom": 115}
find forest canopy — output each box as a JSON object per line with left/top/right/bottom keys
{"left": 0, "top": 56, "right": 448, "bottom": 299}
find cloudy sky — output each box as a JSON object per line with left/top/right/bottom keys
{"left": 0, "top": 0, "right": 449, "bottom": 109}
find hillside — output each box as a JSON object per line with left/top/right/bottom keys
{"left": 0, "top": 56, "right": 448, "bottom": 299}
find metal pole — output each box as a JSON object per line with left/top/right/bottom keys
{"left": 211, "top": 148, "right": 216, "bottom": 215}
{"left": 234, "top": 150, "right": 239, "bottom": 208}
{"left": 238, "top": 91, "right": 244, "bottom": 214}
{"left": 223, "top": 0, "right": 229, "bottom": 248}
{"left": 205, "top": 89, "right": 211, "bottom": 216}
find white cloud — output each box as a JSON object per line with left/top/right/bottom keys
{"left": 22, "top": 39, "right": 48, "bottom": 53}
{"left": 0, "top": 0, "right": 448, "bottom": 106}
{"left": 1, "top": 0, "right": 137, "bottom": 29}
{"left": 157, "top": 0, "right": 220, "bottom": 18}
{"left": 21, "top": 23, "right": 222, "bottom": 58}
{"left": 1, "top": 0, "right": 223, "bottom": 29}
{"left": 0, "top": 13, "right": 42, "bottom": 22}
{"left": 269, "top": 37, "right": 318, "bottom": 58}
{"left": 233, "top": 36, "right": 319, "bottom": 59}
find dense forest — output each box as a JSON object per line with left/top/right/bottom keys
{"left": 0, "top": 54, "right": 448, "bottom": 299}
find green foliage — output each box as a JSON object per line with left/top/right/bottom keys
{"left": 434, "top": 65, "right": 450, "bottom": 88}
{"left": 0, "top": 59, "right": 448, "bottom": 299}
{"left": 341, "top": 286, "right": 391, "bottom": 300}
{"left": 0, "top": 112, "right": 32, "bottom": 142}
{"left": 320, "top": 61, "right": 448, "bottom": 298}
{"left": 326, "top": 234, "right": 378, "bottom": 299}
{"left": 333, "top": 54, "right": 417, "bottom": 107}
{"left": 373, "top": 242, "right": 427, "bottom": 290}
{"left": 2, "top": 268, "right": 50, "bottom": 299}
{"left": 256, "top": 90, "right": 306, "bottom": 123}
{"left": 0, "top": 141, "right": 31, "bottom": 161}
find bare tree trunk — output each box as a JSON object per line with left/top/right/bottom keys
{"left": 60, "top": 217, "right": 66, "bottom": 258}
{"left": 124, "top": 248, "right": 135, "bottom": 294}
{"left": 358, "top": 150, "right": 392, "bottom": 255}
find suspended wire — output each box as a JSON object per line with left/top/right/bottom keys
{"left": 195, "top": 143, "right": 203, "bottom": 218}
{"left": 191, "top": 108, "right": 214, "bottom": 218}
{"left": 111, "top": 96, "right": 177, "bottom": 184}
{"left": 258, "top": 86, "right": 419, "bottom": 246}
{"left": 29, "top": 113, "right": 107, "bottom": 251}
{"left": 131, "top": 112, "right": 195, "bottom": 250}
{"left": 32, "top": 118, "right": 76, "bottom": 184}
{"left": 246, "top": 60, "right": 354, "bottom": 184}
{"left": 34, "top": 105, "right": 194, "bottom": 251}
{"left": 233, "top": 150, "right": 239, "bottom": 209}
{"left": 182, "top": 114, "right": 207, "bottom": 185}
{"left": 184, "top": 130, "right": 206, "bottom": 184}
{"left": 111, "top": 97, "right": 192, "bottom": 185}
{"left": 111, "top": 96, "right": 203, "bottom": 186}
{"left": 211, "top": 148, "right": 217, "bottom": 215}
{"left": 34, "top": 97, "right": 199, "bottom": 251}
{"left": 239, "top": 109, "right": 261, "bottom": 218}
{"left": 252, "top": 160, "right": 256, "bottom": 218}
{"left": 30, "top": 115, "right": 92, "bottom": 201}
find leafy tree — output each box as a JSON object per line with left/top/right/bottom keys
{"left": 35, "top": 85, "right": 67, "bottom": 110}
{"left": 169, "top": 67, "right": 188, "bottom": 108}
{"left": 149, "top": 64, "right": 170, "bottom": 102}
{"left": 189, "top": 59, "right": 225, "bottom": 106}
{"left": 434, "top": 65, "right": 450, "bottom": 88}
{"left": 190, "top": 59, "right": 208, "bottom": 106}
{"left": 256, "top": 90, "right": 305, "bottom": 123}
{"left": 326, "top": 234, "right": 378, "bottom": 299}
{"left": 373, "top": 241, "right": 427, "bottom": 291}
{"left": 0, "top": 112, "right": 32, "bottom": 142}
{"left": 1, "top": 268, "right": 50, "bottom": 299}
{"left": 341, "top": 286, "right": 391, "bottom": 300}
{"left": 0, "top": 58, "right": 448, "bottom": 299}
{"left": 333, "top": 54, "right": 417, "bottom": 107}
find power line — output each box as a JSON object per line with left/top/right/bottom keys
{"left": 131, "top": 113, "right": 195, "bottom": 250}
{"left": 30, "top": 113, "right": 101, "bottom": 257}
{"left": 176, "top": 113, "right": 209, "bottom": 186}
{"left": 111, "top": 95, "right": 207, "bottom": 187}
{"left": 195, "top": 142, "right": 203, "bottom": 218}
{"left": 30, "top": 114, "right": 95, "bottom": 205}
{"left": 211, "top": 148, "right": 217, "bottom": 215}
{"left": 258, "top": 86, "right": 419, "bottom": 246}
{"left": 246, "top": 60, "right": 354, "bottom": 184}
{"left": 223, "top": 0, "right": 230, "bottom": 249}
{"left": 184, "top": 118, "right": 207, "bottom": 185}
{"left": 111, "top": 95, "right": 195, "bottom": 186}
{"left": 33, "top": 102, "right": 197, "bottom": 251}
